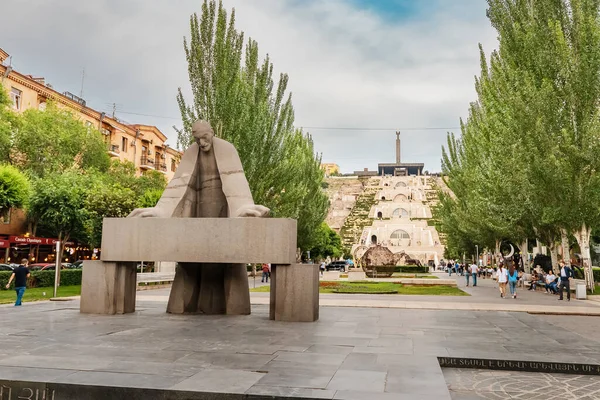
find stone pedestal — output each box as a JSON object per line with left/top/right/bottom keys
{"left": 270, "top": 264, "right": 319, "bottom": 322}
{"left": 348, "top": 270, "right": 367, "bottom": 281}
{"left": 323, "top": 271, "right": 340, "bottom": 281}
{"left": 80, "top": 261, "right": 136, "bottom": 315}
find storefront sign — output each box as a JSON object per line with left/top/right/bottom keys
{"left": 8, "top": 236, "right": 74, "bottom": 246}
{"left": 0, "top": 240, "right": 9, "bottom": 248}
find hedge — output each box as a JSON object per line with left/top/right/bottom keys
{"left": 572, "top": 266, "right": 600, "bottom": 282}
{"left": 0, "top": 269, "right": 82, "bottom": 290}
{"left": 395, "top": 265, "right": 429, "bottom": 273}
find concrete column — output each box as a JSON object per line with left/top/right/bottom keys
{"left": 270, "top": 264, "right": 319, "bottom": 322}
{"left": 80, "top": 260, "right": 137, "bottom": 314}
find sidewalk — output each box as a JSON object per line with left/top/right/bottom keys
{"left": 136, "top": 273, "right": 600, "bottom": 316}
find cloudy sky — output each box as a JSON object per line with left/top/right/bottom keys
{"left": 1, "top": 0, "right": 497, "bottom": 173}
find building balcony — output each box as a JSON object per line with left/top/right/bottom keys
{"left": 157, "top": 163, "right": 167, "bottom": 173}
{"left": 107, "top": 144, "right": 120, "bottom": 157}
{"left": 140, "top": 156, "right": 155, "bottom": 170}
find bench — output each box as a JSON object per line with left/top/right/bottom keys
{"left": 525, "top": 278, "right": 585, "bottom": 292}
{"left": 80, "top": 218, "right": 319, "bottom": 322}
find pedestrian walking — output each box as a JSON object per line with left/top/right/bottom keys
{"left": 471, "top": 262, "right": 478, "bottom": 286}
{"left": 497, "top": 264, "right": 508, "bottom": 298}
{"left": 558, "top": 261, "right": 573, "bottom": 301}
{"left": 465, "top": 264, "right": 471, "bottom": 286}
{"left": 508, "top": 265, "right": 519, "bottom": 299}
{"left": 261, "top": 263, "right": 270, "bottom": 283}
{"left": 319, "top": 261, "right": 325, "bottom": 277}
{"left": 5, "top": 259, "right": 30, "bottom": 306}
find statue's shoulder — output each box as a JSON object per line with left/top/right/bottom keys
{"left": 213, "top": 137, "right": 238, "bottom": 153}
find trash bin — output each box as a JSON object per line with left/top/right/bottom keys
{"left": 576, "top": 284, "right": 587, "bottom": 300}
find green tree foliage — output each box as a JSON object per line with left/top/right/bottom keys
{"left": 0, "top": 87, "right": 18, "bottom": 163}
{"left": 12, "top": 103, "right": 110, "bottom": 177}
{"left": 28, "top": 171, "right": 89, "bottom": 244}
{"left": 83, "top": 183, "right": 138, "bottom": 248}
{"left": 176, "top": 0, "right": 329, "bottom": 250}
{"left": 436, "top": 0, "right": 600, "bottom": 290}
{"left": 137, "top": 189, "right": 164, "bottom": 208}
{"left": 0, "top": 164, "right": 30, "bottom": 217}
{"left": 309, "top": 223, "right": 343, "bottom": 261}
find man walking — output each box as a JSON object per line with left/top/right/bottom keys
{"left": 558, "top": 261, "right": 573, "bottom": 301}
{"left": 5, "top": 259, "right": 30, "bottom": 306}
{"left": 471, "top": 262, "right": 478, "bottom": 287}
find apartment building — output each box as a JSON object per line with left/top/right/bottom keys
{"left": 0, "top": 48, "right": 181, "bottom": 180}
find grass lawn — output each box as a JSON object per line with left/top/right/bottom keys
{"left": 0, "top": 285, "right": 81, "bottom": 305}
{"left": 251, "top": 281, "right": 468, "bottom": 296}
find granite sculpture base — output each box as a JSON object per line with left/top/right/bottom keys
{"left": 270, "top": 264, "right": 319, "bottom": 322}
{"left": 80, "top": 218, "right": 319, "bottom": 322}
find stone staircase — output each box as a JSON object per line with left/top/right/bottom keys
{"left": 339, "top": 186, "right": 380, "bottom": 249}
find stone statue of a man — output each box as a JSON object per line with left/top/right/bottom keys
{"left": 128, "top": 120, "right": 269, "bottom": 315}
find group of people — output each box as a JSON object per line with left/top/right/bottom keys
{"left": 527, "top": 261, "right": 574, "bottom": 301}
{"left": 495, "top": 260, "right": 574, "bottom": 300}
{"left": 445, "top": 258, "right": 576, "bottom": 302}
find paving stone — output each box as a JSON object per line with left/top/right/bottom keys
{"left": 326, "top": 370, "right": 386, "bottom": 392}
{"left": 55, "top": 370, "right": 185, "bottom": 389}
{"left": 246, "top": 385, "right": 336, "bottom": 399}
{"left": 170, "top": 369, "right": 264, "bottom": 393}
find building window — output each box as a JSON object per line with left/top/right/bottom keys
{"left": 100, "top": 128, "right": 111, "bottom": 136}
{"left": 171, "top": 159, "right": 176, "bottom": 172}
{"left": 10, "top": 87, "right": 22, "bottom": 110}
{"left": 85, "top": 121, "right": 93, "bottom": 127}
{"left": 121, "top": 137, "right": 128, "bottom": 152}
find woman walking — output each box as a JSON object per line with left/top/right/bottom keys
{"left": 508, "top": 264, "right": 519, "bottom": 299}
{"left": 497, "top": 263, "right": 508, "bottom": 298}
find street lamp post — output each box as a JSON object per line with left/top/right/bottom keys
{"left": 476, "top": 245, "right": 479, "bottom": 266}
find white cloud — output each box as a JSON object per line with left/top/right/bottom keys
{"left": 0, "top": 0, "right": 497, "bottom": 172}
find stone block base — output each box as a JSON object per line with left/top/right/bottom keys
{"left": 80, "top": 261, "right": 136, "bottom": 314}
{"left": 270, "top": 264, "right": 319, "bottom": 322}
{"left": 323, "top": 271, "right": 340, "bottom": 281}
{"left": 348, "top": 270, "right": 367, "bottom": 281}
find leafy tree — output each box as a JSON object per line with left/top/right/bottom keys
{"left": 438, "top": 0, "right": 600, "bottom": 290}
{"left": 0, "top": 164, "right": 30, "bottom": 222}
{"left": 83, "top": 183, "right": 138, "bottom": 248}
{"left": 28, "top": 172, "right": 90, "bottom": 274}
{"left": 105, "top": 160, "right": 166, "bottom": 198}
{"left": 309, "top": 222, "right": 343, "bottom": 261}
{"left": 175, "top": 0, "right": 329, "bottom": 250}
{"left": 137, "top": 188, "right": 164, "bottom": 208}
{"left": 0, "top": 87, "right": 18, "bottom": 163}
{"left": 12, "top": 103, "right": 110, "bottom": 177}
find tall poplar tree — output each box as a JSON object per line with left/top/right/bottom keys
{"left": 439, "top": 0, "right": 600, "bottom": 290}
{"left": 176, "top": 0, "right": 328, "bottom": 250}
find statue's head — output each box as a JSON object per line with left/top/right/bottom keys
{"left": 192, "top": 120, "right": 214, "bottom": 152}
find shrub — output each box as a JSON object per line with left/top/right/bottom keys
{"left": 572, "top": 266, "right": 600, "bottom": 282}
{"left": 395, "top": 265, "right": 429, "bottom": 273}
{"left": 0, "top": 269, "right": 82, "bottom": 290}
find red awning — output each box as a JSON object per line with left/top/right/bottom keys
{"left": 9, "top": 236, "right": 74, "bottom": 246}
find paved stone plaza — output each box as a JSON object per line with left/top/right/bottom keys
{"left": 1, "top": 294, "right": 600, "bottom": 399}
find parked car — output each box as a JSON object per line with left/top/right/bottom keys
{"left": 41, "top": 264, "right": 69, "bottom": 271}
{"left": 0, "top": 264, "right": 14, "bottom": 272}
{"left": 28, "top": 263, "right": 68, "bottom": 271}
{"left": 69, "top": 260, "right": 84, "bottom": 269}
{"left": 326, "top": 261, "right": 348, "bottom": 272}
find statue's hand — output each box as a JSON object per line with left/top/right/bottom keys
{"left": 128, "top": 207, "right": 164, "bottom": 218}
{"left": 234, "top": 205, "right": 270, "bottom": 218}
